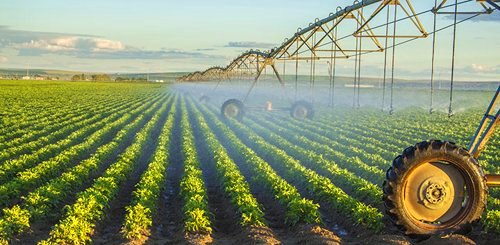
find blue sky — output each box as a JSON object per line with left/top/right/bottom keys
{"left": 0, "top": 0, "right": 499, "bottom": 80}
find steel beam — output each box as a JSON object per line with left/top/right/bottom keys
{"left": 468, "top": 85, "right": 499, "bottom": 159}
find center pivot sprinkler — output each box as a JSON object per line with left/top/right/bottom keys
{"left": 218, "top": 55, "right": 315, "bottom": 120}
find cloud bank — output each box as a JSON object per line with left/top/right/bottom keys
{"left": 444, "top": 10, "right": 500, "bottom": 22}
{"left": 0, "top": 26, "right": 222, "bottom": 60}
{"left": 225, "top": 41, "right": 276, "bottom": 49}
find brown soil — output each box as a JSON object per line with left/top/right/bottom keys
{"left": 245, "top": 226, "right": 281, "bottom": 244}
{"left": 184, "top": 233, "right": 214, "bottom": 245}
{"left": 350, "top": 234, "right": 412, "bottom": 245}
{"left": 91, "top": 107, "right": 170, "bottom": 244}
{"left": 287, "top": 224, "right": 342, "bottom": 244}
{"left": 192, "top": 112, "right": 243, "bottom": 238}
{"left": 420, "top": 234, "right": 476, "bottom": 245}
{"left": 149, "top": 106, "right": 186, "bottom": 244}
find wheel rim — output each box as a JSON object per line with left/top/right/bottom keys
{"left": 293, "top": 106, "right": 308, "bottom": 118}
{"left": 224, "top": 104, "right": 240, "bottom": 118}
{"left": 403, "top": 160, "right": 471, "bottom": 229}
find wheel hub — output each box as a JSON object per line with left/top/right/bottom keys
{"left": 224, "top": 105, "right": 239, "bottom": 117}
{"left": 420, "top": 179, "right": 450, "bottom": 208}
{"left": 403, "top": 161, "right": 466, "bottom": 223}
{"left": 293, "top": 106, "right": 307, "bottom": 118}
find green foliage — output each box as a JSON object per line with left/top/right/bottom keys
{"left": 195, "top": 99, "right": 322, "bottom": 227}
{"left": 0, "top": 81, "right": 498, "bottom": 241}
{"left": 214, "top": 106, "right": 384, "bottom": 232}
{"left": 186, "top": 98, "right": 267, "bottom": 227}
{"left": 179, "top": 99, "right": 212, "bottom": 235}
{"left": 486, "top": 210, "right": 500, "bottom": 233}
{"left": 71, "top": 73, "right": 111, "bottom": 81}
{"left": 122, "top": 204, "right": 153, "bottom": 240}
{"left": 40, "top": 97, "right": 169, "bottom": 244}
{"left": 121, "top": 99, "right": 177, "bottom": 241}
{"left": 184, "top": 208, "right": 212, "bottom": 234}
{"left": 247, "top": 114, "right": 383, "bottom": 206}
{"left": 0, "top": 206, "right": 30, "bottom": 241}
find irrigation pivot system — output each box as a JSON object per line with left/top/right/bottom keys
{"left": 178, "top": 0, "right": 500, "bottom": 237}
{"left": 179, "top": 0, "right": 499, "bottom": 119}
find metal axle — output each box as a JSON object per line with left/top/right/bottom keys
{"left": 486, "top": 174, "right": 500, "bottom": 187}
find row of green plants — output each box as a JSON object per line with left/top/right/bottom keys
{"left": 0, "top": 93, "right": 162, "bottom": 181}
{"left": 486, "top": 195, "right": 500, "bottom": 231}
{"left": 0, "top": 97, "right": 137, "bottom": 163}
{"left": 39, "top": 95, "right": 169, "bottom": 244}
{"left": 207, "top": 106, "right": 383, "bottom": 232}
{"left": 316, "top": 117, "right": 401, "bottom": 160}
{"left": 316, "top": 114, "right": 405, "bottom": 157}
{"left": 197, "top": 102, "right": 322, "bottom": 226}
{"left": 0, "top": 100, "right": 98, "bottom": 138}
{"left": 121, "top": 95, "right": 178, "bottom": 242}
{"left": 318, "top": 109, "right": 471, "bottom": 158}
{"left": 246, "top": 110, "right": 384, "bottom": 185}
{"left": 0, "top": 94, "right": 119, "bottom": 142}
{"left": 258, "top": 112, "right": 387, "bottom": 182}
{"left": 0, "top": 99, "right": 145, "bottom": 184}
{"left": 0, "top": 112, "right": 93, "bottom": 153}
{"left": 178, "top": 99, "right": 213, "bottom": 235}
{"left": 187, "top": 98, "right": 267, "bottom": 228}
{"left": 297, "top": 121, "right": 391, "bottom": 170}
{"left": 0, "top": 94, "right": 169, "bottom": 244}
{"left": 0, "top": 94, "right": 151, "bottom": 155}
{"left": 0, "top": 95, "right": 166, "bottom": 207}
{"left": 246, "top": 113, "right": 382, "bottom": 207}
{"left": 0, "top": 81, "right": 161, "bottom": 140}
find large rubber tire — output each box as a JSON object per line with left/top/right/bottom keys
{"left": 221, "top": 99, "right": 244, "bottom": 120}
{"left": 383, "top": 140, "right": 487, "bottom": 236}
{"left": 290, "top": 100, "right": 314, "bottom": 119}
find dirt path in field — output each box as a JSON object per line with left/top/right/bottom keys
{"left": 90, "top": 104, "right": 170, "bottom": 244}
{"left": 190, "top": 114, "right": 245, "bottom": 243}
{"left": 199, "top": 112, "right": 288, "bottom": 242}
{"left": 150, "top": 104, "right": 186, "bottom": 244}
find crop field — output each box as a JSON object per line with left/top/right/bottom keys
{"left": 0, "top": 80, "right": 498, "bottom": 244}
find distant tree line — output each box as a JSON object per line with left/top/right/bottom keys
{"left": 71, "top": 74, "right": 111, "bottom": 81}
{"left": 114, "top": 77, "right": 147, "bottom": 82}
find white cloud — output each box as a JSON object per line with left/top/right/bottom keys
{"left": 52, "top": 37, "right": 77, "bottom": 48}
{"left": 0, "top": 27, "right": 222, "bottom": 61}
{"left": 225, "top": 41, "right": 276, "bottom": 49}
{"left": 15, "top": 36, "right": 223, "bottom": 60}
{"left": 470, "top": 63, "right": 496, "bottom": 73}
{"left": 0, "top": 56, "right": 7, "bottom": 63}
{"left": 92, "top": 38, "right": 125, "bottom": 51}
{"left": 22, "top": 38, "right": 77, "bottom": 51}
{"left": 19, "top": 37, "right": 125, "bottom": 53}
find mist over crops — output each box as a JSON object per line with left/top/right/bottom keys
{"left": 172, "top": 76, "right": 495, "bottom": 113}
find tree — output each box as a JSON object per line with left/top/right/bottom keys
{"left": 90, "top": 74, "right": 111, "bottom": 81}
{"left": 71, "top": 74, "right": 82, "bottom": 81}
